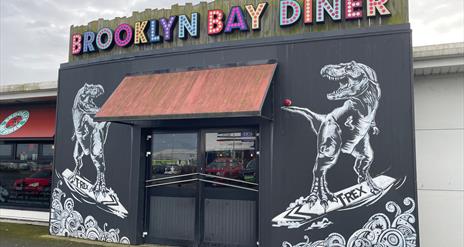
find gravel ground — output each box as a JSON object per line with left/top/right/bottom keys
{"left": 0, "top": 221, "right": 173, "bottom": 247}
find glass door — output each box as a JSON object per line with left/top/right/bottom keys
{"left": 145, "top": 132, "right": 199, "bottom": 246}
{"left": 199, "top": 129, "right": 259, "bottom": 247}
{"left": 144, "top": 129, "right": 259, "bottom": 247}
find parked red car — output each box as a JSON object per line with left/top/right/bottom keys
{"left": 14, "top": 169, "right": 52, "bottom": 194}
{"left": 205, "top": 158, "right": 243, "bottom": 179}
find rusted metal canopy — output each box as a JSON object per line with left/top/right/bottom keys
{"left": 95, "top": 64, "right": 276, "bottom": 121}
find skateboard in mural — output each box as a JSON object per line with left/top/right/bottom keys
{"left": 62, "top": 169, "right": 128, "bottom": 218}
{"left": 272, "top": 175, "right": 396, "bottom": 229}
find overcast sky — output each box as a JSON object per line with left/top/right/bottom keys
{"left": 0, "top": 0, "right": 463, "bottom": 85}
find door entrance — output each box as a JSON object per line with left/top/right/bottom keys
{"left": 144, "top": 129, "right": 259, "bottom": 247}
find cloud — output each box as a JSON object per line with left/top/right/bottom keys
{"left": 409, "top": 0, "right": 464, "bottom": 46}
{"left": 0, "top": 0, "right": 463, "bottom": 85}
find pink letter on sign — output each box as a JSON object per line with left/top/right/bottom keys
{"left": 71, "top": 34, "right": 82, "bottom": 55}
{"left": 346, "top": 0, "right": 363, "bottom": 19}
{"left": 114, "top": 23, "right": 133, "bottom": 47}
{"left": 225, "top": 6, "right": 249, "bottom": 33}
{"left": 367, "top": 0, "right": 391, "bottom": 17}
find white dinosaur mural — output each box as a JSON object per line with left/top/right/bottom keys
{"left": 273, "top": 61, "right": 401, "bottom": 229}
{"left": 61, "top": 83, "right": 127, "bottom": 218}
{"left": 282, "top": 61, "right": 382, "bottom": 209}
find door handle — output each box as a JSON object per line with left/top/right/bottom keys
{"left": 145, "top": 178, "right": 198, "bottom": 188}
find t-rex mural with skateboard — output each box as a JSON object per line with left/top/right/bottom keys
{"left": 274, "top": 61, "right": 396, "bottom": 229}
{"left": 71, "top": 83, "right": 110, "bottom": 194}
{"left": 60, "top": 83, "right": 128, "bottom": 218}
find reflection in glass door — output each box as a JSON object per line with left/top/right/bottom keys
{"left": 151, "top": 133, "right": 198, "bottom": 187}
{"left": 200, "top": 130, "right": 258, "bottom": 246}
{"left": 202, "top": 131, "right": 258, "bottom": 188}
{"left": 145, "top": 132, "right": 199, "bottom": 246}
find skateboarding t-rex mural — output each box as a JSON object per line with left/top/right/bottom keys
{"left": 63, "top": 83, "right": 128, "bottom": 218}
{"left": 71, "top": 83, "right": 111, "bottom": 195}
{"left": 282, "top": 61, "right": 381, "bottom": 211}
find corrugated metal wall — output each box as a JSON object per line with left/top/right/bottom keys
{"left": 204, "top": 199, "right": 256, "bottom": 246}
{"left": 149, "top": 196, "right": 196, "bottom": 241}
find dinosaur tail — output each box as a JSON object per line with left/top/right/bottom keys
{"left": 281, "top": 106, "right": 325, "bottom": 134}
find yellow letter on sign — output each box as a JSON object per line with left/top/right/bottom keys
{"left": 134, "top": 21, "right": 148, "bottom": 44}
{"left": 245, "top": 2, "right": 268, "bottom": 30}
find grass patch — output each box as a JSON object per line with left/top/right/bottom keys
{"left": 0, "top": 221, "right": 175, "bottom": 247}
{"left": 0, "top": 221, "right": 128, "bottom": 247}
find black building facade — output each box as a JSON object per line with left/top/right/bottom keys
{"left": 50, "top": 1, "right": 419, "bottom": 246}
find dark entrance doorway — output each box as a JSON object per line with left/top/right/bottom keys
{"left": 144, "top": 129, "right": 259, "bottom": 247}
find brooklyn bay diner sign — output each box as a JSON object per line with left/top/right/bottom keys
{"left": 71, "top": 0, "right": 395, "bottom": 56}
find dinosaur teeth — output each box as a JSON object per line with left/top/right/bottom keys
{"left": 323, "top": 73, "right": 345, "bottom": 81}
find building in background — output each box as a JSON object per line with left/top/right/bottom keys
{"left": 0, "top": 81, "right": 56, "bottom": 222}
{"left": 413, "top": 42, "right": 464, "bottom": 246}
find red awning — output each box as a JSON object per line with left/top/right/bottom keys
{"left": 95, "top": 64, "right": 277, "bottom": 121}
{"left": 0, "top": 105, "right": 56, "bottom": 139}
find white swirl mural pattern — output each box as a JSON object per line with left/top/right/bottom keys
{"left": 49, "top": 183, "right": 130, "bottom": 244}
{"left": 282, "top": 197, "right": 417, "bottom": 247}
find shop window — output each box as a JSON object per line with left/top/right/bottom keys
{"left": 0, "top": 142, "right": 53, "bottom": 210}
{"left": 0, "top": 144, "right": 13, "bottom": 159}
{"left": 16, "top": 144, "right": 39, "bottom": 161}
{"left": 41, "top": 144, "right": 54, "bottom": 158}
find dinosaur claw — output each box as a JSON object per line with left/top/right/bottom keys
{"left": 372, "top": 127, "right": 380, "bottom": 135}
{"left": 365, "top": 175, "right": 382, "bottom": 195}
{"left": 71, "top": 169, "right": 80, "bottom": 180}
{"left": 370, "top": 186, "right": 382, "bottom": 195}
{"left": 324, "top": 191, "right": 338, "bottom": 202}
{"left": 308, "top": 200, "right": 316, "bottom": 209}
{"left": 320, "top": 200, "right": 329, "bottom": 213}
{"left": 306, "top": 194, "right": 318, "bottom": 208}
{"left": 329, "top": 195, "right": 338, "bottom": 202}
